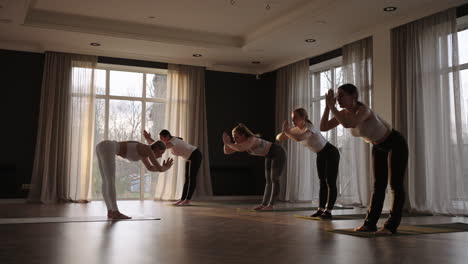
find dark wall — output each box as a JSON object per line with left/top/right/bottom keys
{"left": 0, "top": 49, "right": 277, "bottom": 198}
{"left": 205, "top": 70, "right": 276, "bottom": 195}
{"left": 0, "top": 49, "right": 44, "bottom": 198}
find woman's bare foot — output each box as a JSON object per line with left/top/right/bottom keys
{"left": 110, "top": 211, "right": 132, "bottom": 220}
{"left": 375, "top": 227, "right": 393, "bottom": 235}
{"left": 177, "top": 200, "right": 191, "bottom": 206}
{"left": 107, "top": 210, "right": 113, "bottom": 218}
{"left": 173, "top": 200, "right": 183, "bottom": 205}
{"left": 261, "top": 205, "right": 274, "bottom": 210}
{"left": 252, "top": 205, "right": 265, "bottom": 211}
{"left": 353, "top": 225, "right": 375, "bottom": 232}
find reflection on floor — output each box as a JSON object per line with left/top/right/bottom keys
{"left": 0, "top": 200, "right": 467, "bottom": 264}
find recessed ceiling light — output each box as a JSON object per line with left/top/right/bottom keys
{"left": 383, "top": 6, "right": 397, "bottom": 12}
{"left": 90, "top": 43, "right": 101, "bottom": 46}
{"left": 251, "top": 61, "right": 261, "bottom": 64}
{"left": 315, "top": 20, "right": 326, "bottom": 25}
{"left": 193, "top": 54, "right": 202, "bottom": 57}
{"left": 305, "top": 39, "right": 316, "bottom": 43}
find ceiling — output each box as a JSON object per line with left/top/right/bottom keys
{"left": 0, "top": 0, "right": 467, "bottom": 74}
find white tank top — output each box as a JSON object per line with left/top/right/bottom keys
{"left": 290, "top": 123, "right": 327, "bottom": 153}
{"left": 350, "top": 107, "right": 391, "bottom": 144}
{"left": 169, "top": 137, "right": 196, "bottom": 160}
{"left": 125, "top": 142, "right": 142, "bottom": 161}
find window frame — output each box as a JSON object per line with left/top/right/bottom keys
{"left": 94, "top": 63, "right": 168, "bottom": 200}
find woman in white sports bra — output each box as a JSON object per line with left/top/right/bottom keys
{"left": 277, "top": 108, "right": 340, "bottom": 219}
{"left": 320, "top": 83, "right": 408, "bottom": 234}
{"left": 223, "top": 123, "right": 286, "bottom": 210}
{"left": 95, "top": 140, "right": 174, "bottom": 219}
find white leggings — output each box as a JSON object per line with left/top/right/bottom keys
{"left": 95, "top": 140, "right": 119, "bottom": 211}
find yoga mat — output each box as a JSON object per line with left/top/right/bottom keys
{"left": 328, "top": 222, "right": 468, "bottom": 237}
{"left": 295, "top": 212, "right": 433, "bottom": 221}
{"left": 238, "top": 205, "right": 353, "bottom": 212}
{"left": 0, "top": 216, "right": 160, "bottom": 225}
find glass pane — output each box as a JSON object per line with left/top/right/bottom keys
{"left": 109, "top": 70, "right": 143, "bottom": 97}
{"left": 109, "top": 99, "right": 142, "bottom": 141}
{"left": 92, "top": 99, "right": 105, "bottom": 200}
{"left": 144, "top": 102, "right": 166, "bottom": 198}
{"left": 334, "top": 66, "right": 344, "bottom": 87}
{"left": 146, "top": 74, "right": 167, "bottom": 99}
{"left": 95, "top": 69, "right": 106, "bottom": 95}
{"left": 461, "top": 69, "right": 468, "bottom": 143}
{"left": 458, "top": 29, "right": 468, "bottom": 65}
{"left": 109, "top": 99, "right": 143, "bottom": 199}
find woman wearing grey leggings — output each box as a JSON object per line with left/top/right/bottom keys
{"left": 223, "top": 123, "right": 286, "bottom": 211}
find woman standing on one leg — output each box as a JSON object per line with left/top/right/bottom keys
{"left": 320, "top": 83, "right": 408, "bottom": 234}
{"left": 277, "top": 108, "right": 340, "bottom": 219}
{"left": 223, "top": 123, "right": 286, "bottom": 211}
{"left": 95, "top": 140, "right": 173, "bottom": 219}
{"left": 144, "top": 129, "right": 202, "bottom": 206}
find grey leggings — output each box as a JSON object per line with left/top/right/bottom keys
{"left": 262, "top": 143, "right": 287, "bottom": 205}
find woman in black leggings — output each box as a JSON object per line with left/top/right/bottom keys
{"left": 278, "top": 108, "right": 340, "bottom": 219}
{"left": 320, "top": 84, "right": 408, "bottom": 234}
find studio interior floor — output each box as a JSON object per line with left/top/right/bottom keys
{"left": 0, "top": 200, "right": 467, "bottom": 264}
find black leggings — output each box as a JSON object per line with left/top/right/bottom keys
{"left": 180, "top": 149, "right": 202, "bottom": 201}
{"left": 364, "top": 130, "right": 408, "bottom": 232}
{"left": 316, "top": 143, "right": 340, "bottom": 210}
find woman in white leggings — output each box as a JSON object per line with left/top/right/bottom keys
{"left": 95, "top": 140, "right": 173, "bottom": 219}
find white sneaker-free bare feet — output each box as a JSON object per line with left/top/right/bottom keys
{"left": 252, "top": 205, "right": 265, "bottom": 211}
{"left": 375, "top": 227, "right": 393, "bottom": 235}
{"left": 110, "top": 211, "right": 132, "bottom": 220}
{"left": 353, "top": 225, "right": 376, "bottom": 232}
{"left": 173, "top": 200, "right": 183, "bottom": 205}
{"left": 177, "top": 200, "right": 191, "bottom": 206}
{"left": 260, "top": 205, "right": 274, "bottom": 210}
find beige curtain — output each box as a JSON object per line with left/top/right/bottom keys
{"left": 341, "top": 37, "right": 373, "bottom": 206}
{"left": 275, "top": 59, "right": 311, "bottom": 201}
{"left": 28, "top": 51, "right": 97, "bottom": 203}
{"left": 392, "top": 8, "right": 467, "bottom": 214}
{"left": 153, "top": 64, "right": 212, "bottom": 200}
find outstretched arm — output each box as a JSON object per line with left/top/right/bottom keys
{"left": 223, "top": 132, "right": 236, "bottom": 154}
{"left": 142, "top": 155, "right": 174, "bottom": 172}
{"left": 143, "top": 130, "right": 155, "bottom": 144}
{"left": 320, "top": 90, "right": 340, "bottom": 131}
{"left": 282, "top": 120, "right": 311, "bottom": 142}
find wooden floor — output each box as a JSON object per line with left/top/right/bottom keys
{"left": 0, "top": 200, "right": 467, "bottom": 264}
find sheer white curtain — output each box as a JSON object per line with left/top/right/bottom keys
{"left": 340, "top": 37, "right": 373, "bottom": 206}
{"left": 29, "top": 52, "right": 97, "bottom": 203}
{"left": 153, "top": 64, "right": 212, "bottom": 200}
{"left": 275, "top": 59, "right": 315, "bottom": 201}
{"left": 392, "top": 8, "right": 467, "bottom": 214}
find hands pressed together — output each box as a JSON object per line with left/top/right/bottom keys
{"left": 325, "top": 89, "right": 337, "bottom": 109}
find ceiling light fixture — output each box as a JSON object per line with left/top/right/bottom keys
{"left": 230, "top": 0, "right": 235, "bottom": 5}
{"left": 193, "top": 54, "right": 202, "bottom": 57}
{"left": 383, "top": 6, "right": 397, "bottom": 12}
{"left": 90, "top": 42, "right": 101, "bottom": 46}
{"left": 265, "top": 4, "right": 271, "bottom": 10}
{"left": 305, "top": 39, "right": 316, "bottom": 43}
{"left": 251, "top": 61, "right": 261, "bottom": 64}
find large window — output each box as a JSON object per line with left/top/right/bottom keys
{"left": 308, "top": 57, "right": 361, "bottom": 202}
{"left": 456, "top": 18, "right": 468, "bottom": 194}
{"left": 92, "top": 64, "right": 167, "bottom": 200}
